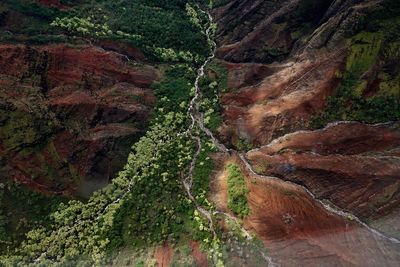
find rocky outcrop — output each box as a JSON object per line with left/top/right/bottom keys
{"left": 0, "top": 44, "right": 158, "bottom": 197}
{"left": 212, "top": 0, "right": 340, "bottom": 63}
{"left": 218, "top": 51, "right": 344, "bottom": 146}
{"left": 212, "top": 0, "right": 351, "bottom": 146}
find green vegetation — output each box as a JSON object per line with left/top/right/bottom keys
{"left": 50, "top": 0, "right": 210, "bottom": 61}
{"left": 311, "top": 2, "right": 400, "bottom": 128}
{"left": 152, "top": 65, "right": 197, "bottom": 115}
{"left": 235, "top": 138, "right": 253, "bottom": 151}
{"left": 3, "top": 0, "right": 209, "bottom": 62}
{"left": 0, "top": 60, "right": 226, "bottom": 265}
{"left": 0, "top": 1, "right": 267, "bottom": 266}
{"left": 0, "top": 0, "right": 222, "bottom": 262}
{"left": 199, "top": 61, "right": 228, "bottom": 131}
{"left": 0, "top": 66, "right": 196, "bottom": 265}
{"left": 0, "top": 90, "right": 85, "bottom": 190}
{"left": 192, "top": 138, "right": 217, "bottom": 208}
{"left": 0, "top": 183, "right": 66, "bottom": 254}
{"left": 218, "top": 216, "right": 270, "bottom": 267}
{"left": 311, "top": 72, "right": 400, "bottom": 128}
{"left": 226, "top": 163, "right": 250, "bottom": 217}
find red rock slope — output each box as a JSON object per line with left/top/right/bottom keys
{"left": 0, "top": 44, "right": 158, "bottom": 196}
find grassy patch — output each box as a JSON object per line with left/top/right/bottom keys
{"left": 226, "top": 163, "right": 250, "bottom": 217}
{"left": 311, "top": 6, "right": 400, "bottom": 128}
{"left": 346, "top": 32, "right": 383, "bottom": 76}
{"left": 311, "top": 71, "right": 400, "bottom": 128}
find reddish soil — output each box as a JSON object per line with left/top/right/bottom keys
{"left": 0, "top": 44, "right": 157, "bottom": 90}
{"left": 189, "top": 241, "right": 209, "bottom": 267}
{"left": 154, "top": 244, "right": 173, "bottom": 267}
{"left": 218, "top": 49, "right": 344, "bottom": 147}
{"left": 95, "top": 39, "right": 146, "bottom": 61}
{"left": 212, "top": 156, "right": 400, "bottom": 266}
{"left": 0, "top": 44, "right": 158, "bottom": 196}
{"left": 246, "top": 122, "right": 400, "bottom": 220}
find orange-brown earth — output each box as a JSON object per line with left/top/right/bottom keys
{"left": 189, "top": 241, "right": 209, "bottom": 267}
{"left": 0, "top": 44, "right": 158, "bottom": 196}
{"left": 210, "top": 0, "right": 400, "bottom": 265}
{"left": 245, "top": 122, "right": 400, "bottom": 236}
{"left": 218, "top": 52, "right": 344, "bottom": 146}
{"left": 154, "top": 244, "right": 173, "bottom": 267}
{"left": 212, "top": 156, "right": 400, "bottom": 266}
{"left": 212, "top": 0, "right": 388, "bottom": 147}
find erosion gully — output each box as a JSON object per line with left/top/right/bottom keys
{"left": 183, "top": 8, "right": 400, "bottom": 267}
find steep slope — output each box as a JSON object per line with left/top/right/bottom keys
{"left": 207, "top": 0, "right": 400, "bottom": 266}
{"left": 0, "top": 1, "right": 224, "bottom": 265}
{"left": 246, "top": 122, "right": 400, "bottom": 235}
{"left": 212, "top": 0, "right": 400, "bottom": 147}
{"left": 0, "top": 0, "right": 214, "bottom": 196}
{"left": 0, "top": 0, "right": 399, "bottom": 266}
{"left": 0, "top": 44, "right": 158, "bottom": 196}
{"left": 212, "top": 156, "right": 400, "bottom": 267}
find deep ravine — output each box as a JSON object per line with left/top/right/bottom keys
{"left": 183, "top": 9, "right": 277, "bottom": 267}
{"left": 185, "top": 8, "right": 400, "bottom": 267}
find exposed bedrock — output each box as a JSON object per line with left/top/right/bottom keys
{"left": 212, "top": 0, "right": 399, "bottom": 147}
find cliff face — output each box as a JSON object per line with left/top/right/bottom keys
{"left": 0, "top": 44, "right": 158, "bottom": 196}
{"left": 211, "top": 0, "right": 400, "bottom": 265}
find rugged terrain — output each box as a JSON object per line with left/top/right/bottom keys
{"left": 0, "top": 0, "right": 399, "bottom": 266}
{"left": 207, "top": 0, "right": 400, "bottom": 266}
{"left": 212, "top": 0, "right": 399, "bottom": 146}
{"left": 0, "top": 0, "right": 161, "bottom": 196}
{"left": 0, "top": 43, "right": 157, "bottom": 196}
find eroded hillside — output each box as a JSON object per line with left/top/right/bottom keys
{"left": 0, "top": 0, "right": 399, "bottom": 266}
{"left": 205, "top": 0, "right": 400, "bottom": 266}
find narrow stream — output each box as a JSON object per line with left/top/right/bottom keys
{"left": 33, "top": 6, "right": 399, "bottom": 267}
{"left": 183, "top": 10, "right": 277, "bottom": 267}
{"left": 185, "top": 7, "right": 400, "bottom": 267}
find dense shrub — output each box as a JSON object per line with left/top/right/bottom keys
{"left": 226, "top": 163, "right": 250, "bottom": 217}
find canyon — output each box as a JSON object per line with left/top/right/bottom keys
{"left": 0, "top": 0, "right": 399, "bottom": 266}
